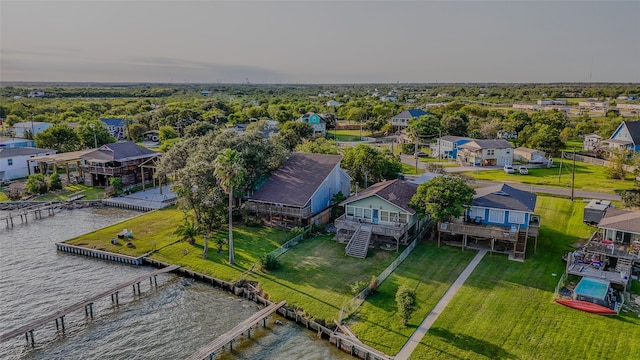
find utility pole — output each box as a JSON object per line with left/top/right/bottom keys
{"left": 414, "top": 137, "right": 418, "bottom": 174}
{"left": 438, "top": 129, "right": 442, "bottom": 160}
{"left": 558, "top": 151, "right": 564, "bottom": 182}
{"left": 571, "top": 147, "right": 576, "bottom": 201}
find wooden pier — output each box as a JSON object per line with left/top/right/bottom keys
{"left": 0, "top": 264, "right": 179, "bottom": 346}
{"left": 186, "top": 300, "right": 286, "bottom": 360}
{"left": 2, "top": 202, "right": 59, "bottom": 228}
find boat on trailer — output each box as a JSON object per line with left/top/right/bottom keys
{"left": 555, "top": 299, "right": 617, "bottom": 315}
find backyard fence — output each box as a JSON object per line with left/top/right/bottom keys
{"left": 338, "top": 220, "right": 433, "bottom": 322}
{"left": 269, "top": 226, "right": 312, "bottom": 259}
{"left": 553, "top": 271, "right": 569, "bottom": 300}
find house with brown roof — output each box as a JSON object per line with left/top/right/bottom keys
{"left": 334, "top": 179, "right": 427, "bottom": 258}
{"left": 81, "top": 142, "right": 158, "bottom": 187}
{"left": 568, "top": 208, "right": 640, "bottom": 288}
{"left": 244, "top": 152, "right": 351, "bottom": 227}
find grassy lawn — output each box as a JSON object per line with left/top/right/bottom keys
{"left": 349, "top": 242, "right": 476, "bottom": 354}
{"left": 0, "top": 190, "right": 8, "bottom": 202}
{"left": 248, "top": 236, "right": 401, "bottom": 324}
{"left": 410, "top": 196, "right": 640, "bottom": 359}
{"left": 35, "top": 184, "right": 105, "bottom": 201}
{"left": 562, "top": 138, "right": 584, "bottom": 152}
{"left": 65, "top": 207, "right": 185, "bottom": 256}
{"left": 464, "top": 159, "right": 637, "bottom": 193}
{"left": 402, "top": 163, "right": 422, "bottom": 175}
{"left": 333, "top": 129, "right": 375, "bottom": 141}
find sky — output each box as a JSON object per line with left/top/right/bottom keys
{"left": 1, "top": 1, "right": 639, "bottom": 84}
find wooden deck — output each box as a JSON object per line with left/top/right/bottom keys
{"left": 0, "top": 264, "right": 179, "bottom": 344}
{"left": 186, "top": 300, "right": 286, "bottom": 360}
{"left": 1, "top": 202, "right": 59, "bottom": 228}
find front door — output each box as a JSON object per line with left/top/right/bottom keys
{"left": 372, "top": 209, "right": 379, "bottom": 224}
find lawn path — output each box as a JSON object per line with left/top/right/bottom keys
{"left": 395, "top": 249, "right": 488, "bottom": 360}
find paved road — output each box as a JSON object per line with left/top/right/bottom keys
{"left": 395, "top": 249, "right": 489, "bottom": 360}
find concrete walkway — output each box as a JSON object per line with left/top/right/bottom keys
{"left": 395, "top": 249, "right": 488, "bottom": 360}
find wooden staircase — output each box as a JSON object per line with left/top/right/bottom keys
{"left": 346, "top": 226, "right": 372, "bottom": 259}
{"left": 512, "top": 231, "right": 527, "bottom": 261}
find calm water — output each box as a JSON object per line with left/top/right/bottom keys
{"left": 0, "top": 207, "right": 350, "bottom": 360}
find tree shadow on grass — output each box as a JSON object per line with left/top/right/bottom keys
{"left": 428, "top": 327, "right": 517, "bottom": 359}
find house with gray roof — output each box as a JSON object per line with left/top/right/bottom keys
{"left": 601, "top": 121, "right": 640, "bottom": 154}
{"left": 334, "top": 179, "right": 427, "bottom": 257}
{"left": 391, "top": 109, "right": 428, "bottom": 129}
{"left": 245, "top": 152, "right": 351, "bottom": 227}
{"left": 0, "top": 147, "right": 56, "bottom": 181}
{"left": 438, "top": 183, "right": 540, "bottom": 261}
{"left": 457, "top": 139, "right": 514, "bottom": 166}
{"left": 100, "top": 118, "right": 127, "bottom": 140}
{"left": 430, "top": 136, "right": 471, "bottom": 159}
{"left": 81, "top": 141, "right": 158, "bottom": 187}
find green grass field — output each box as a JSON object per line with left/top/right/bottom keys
{"left": 0, "top": 190, "right": 8, "bottom": 202}
{"left": 349, "top": 243, "right": 476, "bottom": 354}
{"left": 35, "top": 184, "right": 105, "bottom": 201}
{"left": 464, "top": 159, "right": 637, "bottom": 193}
{"left": 410, "top": 196, "right": 640, "bottom": 359}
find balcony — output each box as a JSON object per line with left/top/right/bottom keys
{"left": 528, "top": 214, "right": 541, "bottom": 237}
{"left": 438, "top": 218, "right": 519, "bottom": 242}
{"left": 81, "top": 165, "right": 123, "bottom": 176}
{"left": 584, "top": 231, "right": 640, "bottom": 260}
{"left": 245, "top": 201, "right": 312, "bottom": 219}
{"left": 334, "top": 214, "right": 408, "bottom": 239}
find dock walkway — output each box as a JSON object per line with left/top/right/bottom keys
{"left": 0, "top": 264, "right": 179, "bottom": 345}
{"left": 186, "top": 300, "right": 286, "bottom": 360}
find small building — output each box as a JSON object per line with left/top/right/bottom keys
{"left": 429, "top": 136, "right": 471, "bottom": 160}
{"left": 583, "top": 134, "right": 602, "bottom": 152}
{"left": 326, "top": 100, "right": 341, "bottom": 107}
{"left": 578, "top": 101, "right": 609, "bottom": 113}
{"left": 601, "top": 121, "right": 640, "bottom": 154}
{"left": 0, "top": 147, "right": 57, "bottom": 181}
{"left": 437, "top": 183, "right": 540, "bottom": 261}
{"left": 583, "top": 199, "right": 612, "bottom": 225}
{"left": 457, "top": 139, "right": 514, "bottom": 167}
{"left": 616, "top": 104, "right": 640, "bottom": 113}
{"left": 334, "top": 179, "right": 426, "bottom": 258}
{"left": 0, "top": 137, "right": 36, "bottom": 148}
{"left": 12, "top": 122, "right": 53, "bottom": 138}
{"left": 514, "top": 147, "right": 546, "bottom": 163}
{"left": 537, "top": 100, "right": 566, "bottom": 106}
{"left": 27, "top": 91, "right": 45, "bottom": 98}
{"left": 298, "top": 112, "right": 326, "bottom": 137}
{"left": 100, "top": 118, "right": 127, "bottom": 140}
{"left": 512, "top": 104, "right": 539, "bottom": 111}
{"left": 391, "top": 109, "right": 428, "bottom": 129}
{"left": 80, "top": 142, "right": 158, "bottom": 187}
{"left": 245, "top": 152, "right": 351, "bottom": 227}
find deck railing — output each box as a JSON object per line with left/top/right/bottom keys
{"left": 244, "top": 202, "right": 312, "bottom": 218}
{"left": 584, "top": 231, "right": 640, "bottom": 260}
{"left": 438, "top": 220, "right": 519, "bottom": 241}
{"left": 334, "top": 214, "right": 408, "bottom": 239}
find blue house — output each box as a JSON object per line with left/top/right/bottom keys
{"left": 430, "top": 136, "right": 471, "bottom": 159}
{"left": 391, "top": 109, "right": 428, "bottom": 129}
{"left": 298, "top": 112, "right": 326, "bottom": 136}
{"left": 100, "top": 118, "right": 127, "bottom": 140}
{"left": 438, "top": 183, "right": 540, "bottom": 261}
{"left": 602, "top": 121, "right": 640, "bottom": 154}
{"left": 245, "top": 152, "right": 351, "bottom": 227}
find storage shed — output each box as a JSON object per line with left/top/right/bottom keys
{"left": 584, "top": 199, "right": 612, "bottom": 225}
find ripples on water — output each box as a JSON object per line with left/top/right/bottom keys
{"left": 0, "top": 208, "right": 350, "bottom": 360}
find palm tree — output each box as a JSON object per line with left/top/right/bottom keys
{"left": 214, "top": 149, "right": 245, "bottom": 265}
{"left": 174, "top": 217, "right": 199, "bottom": 245}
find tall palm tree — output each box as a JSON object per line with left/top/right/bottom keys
{"left": 214, "top": 149, "right": 245, "bottom": 265}
{"left": 174, "top": 217, "right": 199, "bottom": 245}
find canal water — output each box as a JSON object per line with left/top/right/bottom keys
{"left": 0, "top": 207, "right": 350, "bottom": 360}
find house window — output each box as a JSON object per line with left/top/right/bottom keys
{"left": 389, "top": 212, "right": 399, "bottom": 223}
{"left": 469, "top": 207, "right": 484, "bottom": 219}
{"left": 7, "top": 159, "right": 13, "bottom": 166}
{"left": 355, "top": 207, "right": 363, "bottom": 218}
{"left": 399, "top": 213, "right": 408, "bottom": 224}
{"left": 487, "top": 149, "right": 495, "bottom": 156}
{"left": 380, "top": 211, "right": 389, "bottom": 222}
{"left": 363, "top": 208, "right": 372, "bottom": 221}
{"left": 488, "top": 209, "right": 505, "bottom": 223}
{"left": 346, "top": 206, "right": 354, "bottom": 218}
{"left": 508, "top": 211, "right": 526, "bottom": 225}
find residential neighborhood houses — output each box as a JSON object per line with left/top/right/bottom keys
{"left": 100, "top": 118, "right": 127, "bottom": 140}
{"left": 0, "top": 147, "right": 57, "bottom": 182}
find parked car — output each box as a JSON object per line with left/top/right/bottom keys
{"left": 503, "top": 165, "right": 515, "bottom": 174}
{"left": 518, "top": 166, "right": 529, "bottom": 175}
{"left": 414, "top": 151, "right": 428, "bottom": 158}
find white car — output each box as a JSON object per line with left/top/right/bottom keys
{"left": 518, "top": 167, "right": 529, "bottom": 175}
{"left": 503, "top": 165, "right": 514, "bottom": 174}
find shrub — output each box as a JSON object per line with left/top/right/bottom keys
{"left": 396, "top": 285, "right": 417, "bottom": 326}
{"left": 290, "top": 226, "right": 305, "bottom": 239}
{"left": 350, "top": 280, "right": 368, "bottom": 294}
{"left": 621, "top": 190, "right": 640, "bottom": 208}
{"left": 259, "top": 253, "right": 280, "bottom": 271}
{"left": 49, "top": 173, "right": 62, "bottom": 190}
{"left": 369, "top": 275, "right": 379, "bottom": 294}
{"left": 25, "top": 174, "right": 48, "bottom": 194}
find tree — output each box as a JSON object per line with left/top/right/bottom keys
{"left": 396, "top": 285, "right": 417, "bottom": 326}
{"left": 406, "top": 115, "right": 441, "bottom": 142}
{"left": 174, "top": 217, "right": 200, "bottom": 245}
{"left": 521, "top": 124, "right": 564, "bottom": 155}
{"left": 342, "top": 144, "right": 402, "bottom": 187}
{"left": 76, "top": 121, "right": 116, "bottom": 149}
{"left": 128, "top": 123, "right": 148, "bottom": 141}
{"left": 109, "top": 177, "right": 123, "bottom": 193}
{"left": 214, "top": 149, "right": 246, "bottom": 265}
{"left": 49, "top": 173, "right": 62, "bottom": 191}
{"left": 605, "top": 148, "right": 628, "bottom": 180}
{"left": 183, "top": 121, "right": 217, "bottom": 138}
{"left": 409, "top": 176, "right": 475, "bottom": 222}
{"left": 276, "top": 121, "right": 314, "bottom": 150}
{"left": 441, "top": 114, "right": 468, "bottom": 136}
{"left": 159, "top": 125, "right": 179, "bottom": 141}
{"left": 34, "top": 124, "right": 81, "bottom": 153}
{"left": 295, "top": 137, "right": 340, "bottom": 155}
{"left": 25, "top": 174, "right": 49, "bottom": 194}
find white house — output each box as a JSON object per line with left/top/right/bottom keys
{"left": 579, "top": 101, "right": 609, "bottom": 113}
{"left": 326, "top": 100, "right": 341, "bottom": 107}
{"left": 391, "top": 109, "right": 428, "bottom": 129}
{"left": 457, "top": 139, "right": 514, "bottom": 166}
{"left": 12, "top": 122, "right": 53, "bottom": 138}
{"left": 537, "top": 100, "right": 566, "bottom": 106}
{"left": 0, "top": 147, "right": 57, "bottom": 181}
{"left": 514, "top": 147, "right": 546, "bottom": 163}
{"left": 583, "top": 134, "right": 602, "bottom": 152}
{"left": 100, "top": 118, "right": 127, "bottom": 140}
{"left": 601, "top": 121, "right": 640, "bottom": 153}
{"left": 429, "top": 136, "right": 471, "bottom": 159}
